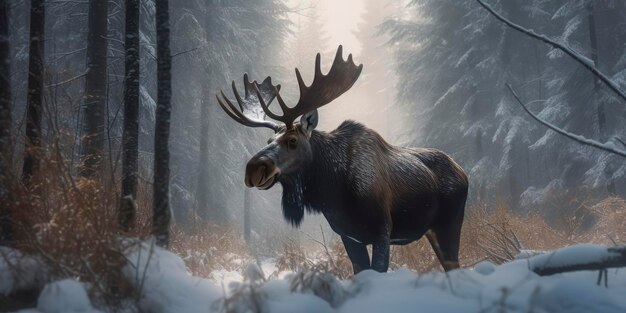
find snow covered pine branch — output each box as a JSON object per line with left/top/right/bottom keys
{"left": 476, "top": 0, "right": 626, "bottom": 158}
{"left": 476, "top": 0, "right": 626, "bottom": 106}
{"left": 507, "top": 84, "right": 626, "bottom": 158}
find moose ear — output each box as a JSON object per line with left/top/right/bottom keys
{"left": 300, "top": 110, "right": 318, "bottom": 137}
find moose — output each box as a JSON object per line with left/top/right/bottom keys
{"left": 216, "top": 46, "right": 468, "bottom": 273}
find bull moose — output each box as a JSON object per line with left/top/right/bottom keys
{"left": 216, "top": 46, "right": 468, "bottom": 273}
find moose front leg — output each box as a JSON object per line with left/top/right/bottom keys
{"left": 341, "top": 235, "right": 370, "bottom": 274}
{"left": 371, "top": 228, "right": 391, "bottom": 272}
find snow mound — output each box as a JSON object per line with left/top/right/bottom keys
{"left": 0, "top": 247, "right": 48, "bottom": 295}
{"left": 4, "top": 242, "right": 626, "bottom": 313}
{"left": 36, "top": 280, "right": 101, "bottom": 313}
{"left": 121, "top": 239, "right": 222, "bottom": 313}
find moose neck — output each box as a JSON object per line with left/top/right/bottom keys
{"left": 279, "top": 127, "right": 349, "bottom": 226}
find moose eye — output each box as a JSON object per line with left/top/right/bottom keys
{"left": 287, "top": 138, "right": 297, "bottom": 149}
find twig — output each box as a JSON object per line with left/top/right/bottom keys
{"left": 476, "top": 0, "right": 626, "bottom": 106}
{"left": 134, "top": 240, "right": 155, "bottom": 302}
{"left": 300, "top": 227, "right": 337, "bottom": 271}
{"left": 506, "top": 83, "right": 626, "bottom": 158}
{"left": 44, "top": 71, "right": 87, "bottom": 88}
{"left": 171, "top": 44, "right": 206, "bottom": 59}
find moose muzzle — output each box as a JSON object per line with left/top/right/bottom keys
{"left": 245, "top": 157, "right": 280, "bottom": 189}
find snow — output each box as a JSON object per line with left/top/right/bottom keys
{"left": 525, "top": 244, "right": 623, "bottom": 272}
{"left": 3, "top": 242, "right": 626, "bottom": 313}
{"left": 36, "top": 280, "right": 101, "bottom": 313}
{"left": 0, "top": 247, "right": 48, "bottom": 296}
{"left": 121, "top": 239, "right": 222, "bottom": 313}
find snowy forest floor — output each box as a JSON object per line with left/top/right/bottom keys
{"left": 1, "top": 195, "right": 625, "bottom": 312}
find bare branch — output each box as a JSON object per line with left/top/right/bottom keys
{"left": 476, "top": 0, "right": 626, "bottom": 106}
{"left": 171, "top": 44, "right": 206, "bottom": 59}
{"left": 506, "top": 83, "right": 626, "bottom": 158}
{"left": 44, "top": 71, "right": 88, "bottom": 88}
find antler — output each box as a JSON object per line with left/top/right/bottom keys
{"left": 253, "top": 45, "right": 363, "bottom": 129}
{"left": 216, "top": 74, "right": 281, "bottom": 132}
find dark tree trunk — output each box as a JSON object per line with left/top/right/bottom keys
{"left": 153, "top": 0, "right": 172, "bottom": 247}
{"left": 196, "top": 97, "right": 210, "bottom": 219}
{"left": 587, "top": 1, "right": 614, "bottom": 195}
{"left": 0, "top": 0, "right": 13, "bottom": 243}
{"left": 196, "top": 0, "right": 214, "bottom": 221}
{"left": 22, "top": 0, "right": 45, "bottom": 186}
{"left": 243, "top": 185, "right": 251, "bottom": 244}
{"left": 80, "top": 0, "right": 108, "bottom": 178}
{"left": 119, "top": 0, "right": 140, "bottom": 231}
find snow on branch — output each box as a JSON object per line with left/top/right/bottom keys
{"left": 476, "top": 0, "right": 626, "bottom": 106}
{"left": 506, "top": 83, "right": 626, "bottom": 158}
{"left": 526, "top": 244, "right": 626, "bottom": 276}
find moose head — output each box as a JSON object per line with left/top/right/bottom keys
{"left": 216, "top": 46, "right": 363, "bottom": 190}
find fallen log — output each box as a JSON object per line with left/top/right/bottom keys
{"left": 526, "top": 244, "right": 626, "bottom": 276}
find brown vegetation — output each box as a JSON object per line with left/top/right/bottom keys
{"left": 2, "top": 145, "right": 624, "bottom": 310}
{"left": 0, "top": 138, "right": 156, "bottom": 310}
{"left": 269, "top": 199, "right": 625, "bottom": 277}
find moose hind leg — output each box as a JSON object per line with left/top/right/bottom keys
{"left": 428, "top": 205, "right": 464, "bottom": 271}
{"left": 341, "top": 235, "right": 370, "bottom": 274}
{"left": 427, "top": 227, "right": 461, "bottom": 271}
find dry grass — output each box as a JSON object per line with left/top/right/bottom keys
{"left": 275, "top": 238, "right": 353, "bottom": 279}
{"left": 271, "top": 198, "right": 626, "bottom": 277}
{"left": 169, "top": 222, "right": 251, "bottom": 277}
{"left": 460, "top": 202, "right": 569, "bottom": 265}
{"left": 2, "top": 151, "right": 139, "bottom": 309}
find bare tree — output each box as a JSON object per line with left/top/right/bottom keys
{"left": 0, "top": 0, "right": 13, "bottom": 243}
{"left": 80, "top": 0, "right": 108, "bottom": 178}
{"left": 22, "top": 0, "right": 45, "bottom": 186}
{"left": 120, "top": 0, "right": 140, "bottom": 230}
{"left": 153, "top": 0, "right": 172, "bottom": 247}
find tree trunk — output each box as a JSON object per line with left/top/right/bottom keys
{"left": 22, "top": 0, "right": 45, "bottom": 186}
{"left": 587, "top": 2, "right": 614, "bottom": 195}
{"left": 195, "top": 0, "right": 215, "bottom": 221}
{"left": 153, "top": 0, "right": 172, "bottom": 247}
{"left": 243, "top": 186, "right": 251, "bottom": 244}
{"left": 80, "top": 0, "right": 108, "bottom": 178}
{"left": 243, "top": 153, "right": 251, "bottom": 244}
{"left": 0, "top": 0, "right": 13, "bottom": 243}
{"left": 119, "top": 0, "right": 140, "bottom": 231}
{"left": 195, "top": 97, "right": 210, "bottom": 219}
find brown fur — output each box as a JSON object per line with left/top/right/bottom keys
{"left": 246, "top": 120, "right": 468, "bottom": 273}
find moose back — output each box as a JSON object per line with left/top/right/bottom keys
{"left": 216, "top": 46, "right": 468, "bottom": 273}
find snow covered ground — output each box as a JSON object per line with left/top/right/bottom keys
{"left": 2, "top": 241, "right": 626, "bottom": 313}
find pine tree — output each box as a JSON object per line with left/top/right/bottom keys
{"left": 80, "top": 0, "right": 109, "bottom": 178}
{"left": 120, "top": 0, "right": 140, "bottom": 230}
{"left": 153, "top": 0, "right": 172, "bottom": 247}
{"left": 0, "top": 0, "right": 13, "bottom": 243}
{"left": 22, "top": 0, "right": 45, "bottom": 186}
